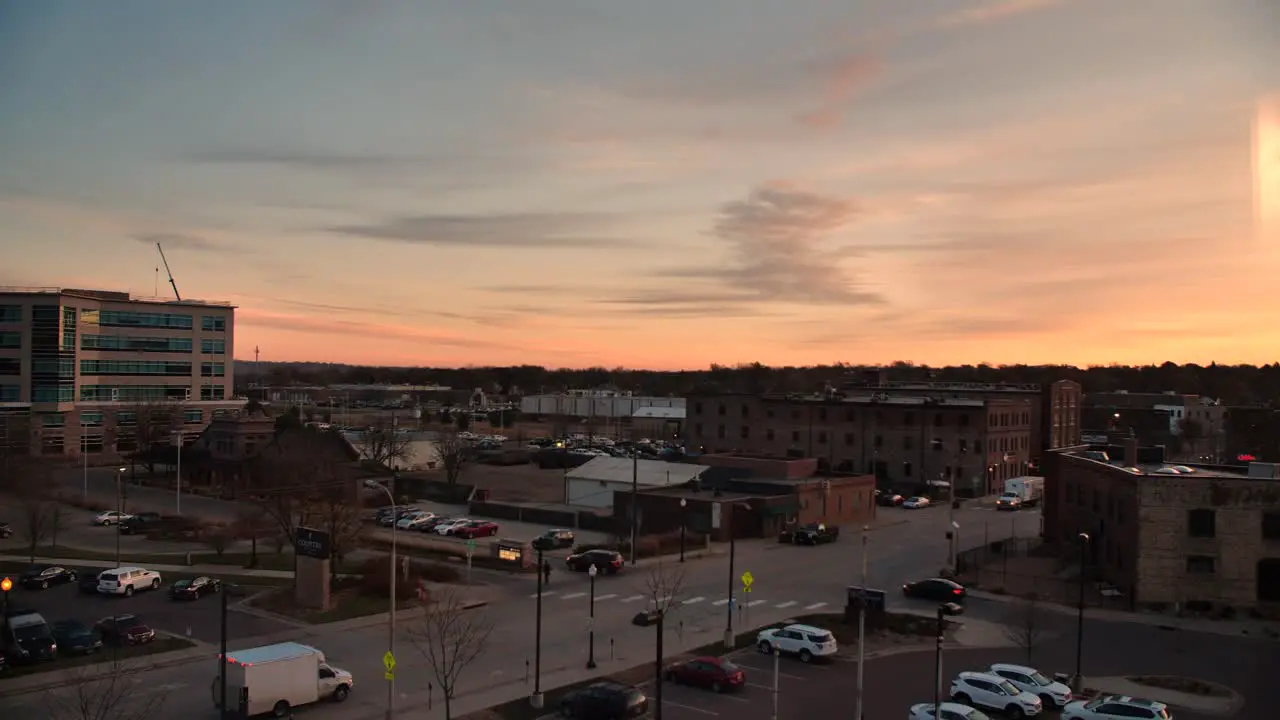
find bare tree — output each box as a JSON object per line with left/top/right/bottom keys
{"left": 204, "top": 526, "right": 233, "bottom": 557}
{"left": 128, "top": 400, "right": 181, "bottom": 475}
{"left": 310, "top": 488, "right": 364, "bottom": 578}
{"left": 47, "top": 501, "right": 68, "bottom": 552}
{"left": 641, "top": 560, "right": 686, "bottom": 720}
{"left": 44, "top": 656, "right": 165, "bottom": 720}
{"left": 9, "top": 457, "right": 59, "bottom": 561}
{"left": 356, "top": 420, "right": 412, "bottom": 469}
{"left": 410, "top": 587, "right": 494, "bottom": 720}
{"left": 249, "top": 428, "right": 350, "bottom": 555}
{"left": 1001, "top": 594, "right": 1051, "bottom": 665}
{"left": 436, "top": 432, "right": 469, "bottom": 491}
{"left": 233, "top": 506, "right": 269, "bottom": 568}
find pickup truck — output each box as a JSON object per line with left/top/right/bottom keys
{"left": 778, "top": 523, "right": 840, "bottom": 546}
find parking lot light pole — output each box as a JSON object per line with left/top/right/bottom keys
{"left": 934, "top": 604, "right": 946, "bottom": 720}
{"left": 1074, "top": 532, "right": 1090, "bottom": 692}
{"left": 854, "top": 525, "right": 869, "bottom": 720}
{"left": 586, "top": 565, "right": 598, "bottom": 669}
{"left": 679, "top": 498, "right": 687, "bottom": 563}
{"left": 723, "top": 505, "right": 736, "bottom": 649}
{"left": 82, "top": 422, "right": 89, "bottom": 503}
{"left": 172, "top": 430, "right": 183, "bottom": 516}
{"left": 532, "top": 547, "right": 545, "bottom": 709}
{"left": 114, "top": 467, "right": 126, "bottom": 568}
{"left": 372, "top": 477, "right": 398, "bottom": 720}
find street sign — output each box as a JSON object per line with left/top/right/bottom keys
{"left": 385, "top": 671, "right": 395, "bottom": 681}
{"left": 383, "top": 651, "right": 396, "bottom": 673}
{"left": 741, "top": 571, "right": 753, "bottom": 593}
{"left": 466, "top": 539, "right": 476, "bottom": 558}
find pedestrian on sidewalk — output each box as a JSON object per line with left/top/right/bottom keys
{"left": 542, "top": 559, "right": 551, "bottom": 585}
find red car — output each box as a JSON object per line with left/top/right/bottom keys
{"left": 455, "top": 521, "right": 499, "bottom": 539}
{"left": 664, "top": 657, "right": 745, "bottom": 693}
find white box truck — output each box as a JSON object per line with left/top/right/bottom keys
{"left": 998, "top": 476, "right": 1045, "bottom": 510}
{"left": 213, "top": 642, "right": 353, "bottom": 718}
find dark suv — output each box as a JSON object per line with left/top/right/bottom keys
{"left": 566, "top": 549, "right": 624, "bottom": 574}
{"left": 778, "top": 523, "right": 839, "bottom": 545}
{"left": 532, "top": 528, "right": 575, "bottom": 551}
{"left": 119, "top": 512, "right": 163, "bottom": 535}
{"left": 559, "top": 682, "right": 648, "bottom": 719}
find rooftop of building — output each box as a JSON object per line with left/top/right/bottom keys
{"left": 840, "top": 380, "right": 1045, "bottom": 393}
{"left": 758, "top": 392, "right": 988, "bottom": 407}
{"left": 633, "top": 406, "right": 685, "bottom": 419}
{"left": 1061, "top": 447, "right": 1271, "bottom": 480}
{"left": 0, "top": 286, "right": 235, "bottom": 308}
{"left": 638, "top": 486, "right": 760, "bottom": 502}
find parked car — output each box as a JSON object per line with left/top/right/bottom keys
{"left": 988, "top": 663, "right": 1073, "bottom": 709}
{"left": 435, "top": 518, "right": 472, "bottom": 536}
{"left": 119, "top": 512, "right": 163, "bottom": 535}
{"left": 169, "top": 576, "right": 222, "bottom": 601}
{"left": 778, "top": 523, "right": 839, "bottom": 545}
{"left": 418, "top": 516, "right": 450, "bottom": 533}
{"left": 1062, "top": 695, "right": 1171, "bottom": 720}
{"left": 94, "top": 615, "right": 155, "bottom": 645}
{"left": 566, "top": 549, "right": 624, "bottom": 574}
{"left": 663, "top": 657, "right": 745, "bottom": 693}
{"left": 380, "top": 507, "right": 422, "bottom": 526}
{"left": 78, "top": 570, "right": 103, "bottom": 594}
{"left": 950, "top": 671, "right": 1043, "bottom": 718}
{"left": 909, "top": 702, "right": 992, "bottom": 720}
{"left": 755, "top": 623, "right": 838, "bottom": 663}
{"left": 903, "top": 578, "right": 967, "bottom": 602}
{"left": 51, "top": 620, "right": 102, "bottom": 655}
{"left": 93, "top": 511, "right": 132, "bottom": 526}
{"left": 875, "top": 491, "right": 905, "bottom": 507}
{"left": 532, "top": 528, "right": 575, "bottom": 551}
{"left": 396, "top": 512, "right": 432, "bottom": 531}
{"left": 97, "top": 567, "right": 162, "bottom": 596}
{"left": 19, "top": 565, "right": 77, "bottom": 590}
{"left": 0, "top": 522, "right": 12, "bottom": 539}
{"left": 2, "top": 610, "right": 57, "bottom": 663}
{"left": 559, "top": 681, "right": 648, "bottom": 719}
{"left": 903, "top": 496, "right": 931, "bottom": 509}
{"left": 454, "top": 521, "right": 499, "bottom": 539}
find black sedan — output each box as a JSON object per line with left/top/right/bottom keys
{"left": 78, "top": 570, "right": 103, "bottom": 594}
{"left": 169, "top": 576, "right": 221, "bottom": 600}
{"left": 902, "top": 577, "right": 967, "bottom": 602}
{"left": 51, "top": 620, "right": 103, "bottom": 655}
{"left": 778, "top": 523, "right": 839, "bottom": 545}
{"left": 19, "top": 565, "right": 78, "bottom": 590}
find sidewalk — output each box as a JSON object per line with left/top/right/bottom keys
{"left": 0, "top": 553, "right": 296, "bottom": 579}
{"left": 967, "top": 588, "right": 1280, "bottom": 639}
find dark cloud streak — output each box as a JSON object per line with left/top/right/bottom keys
{"left": 327, "top": 212, "right": 634, "bottom": 248}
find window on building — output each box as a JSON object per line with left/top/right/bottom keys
{"left": 934, "top": 413, "right": 944, "bottom": 427}
{"left": 716, "top": 425, "right": 726, "bottom": 439}
{"left": 766, "top": 428, "right": 775, "bottom": 441}
{"left": 0, "top": 358, "right": 19, "bottom": 376}
{"left": 844, "top": 433, "right": 854, "bottom": 446}
{"left": 184, "top": 410, "right": 203, "bottom": 424}
{"left": 740, "top": 426, "right": 749, "bottom": 439}
{"left": 974, "top": 440, "right": 983, "bottom": 453}
{"left": 0, "top": 384, "right": 20, "bottom": 402}
{"left": 200, "top": 385, "right": 225, "bottom": 401}
{"left": 1186, "top": 555, "right": 1216, "bottom": 574}
{"left": 845, "top": 409, "right": 856, "bottom": 422}
{"left": 201, "top": 362, "right": 225, "bottom": 377}
{"left": 958, "top": 438, "right": 968, "bottom": 453}
{"left": 80, "top": 412, "right": 104, "bottom": 427}
{"left": 960, "top": 413, "right": 970, "bottom": 427}
{"left": 791, "top": 408, "right": 801, "bottom": 420}
{"left": 903, "top": 435, "right": 913, "bottom": 450}
{"left": 0, "top": 305, "right": 21, "bottom": 323}
{"left": 718, "top": 403, "right": 726, "bottom": 416}
{"left": 694, "top": 402, "right": 703, "bottom": 414}
{"left": 693, "top": 423, "right": 703, "bottom": 437}
{"left": 92, "top": 309, "right": 193, "bottom": 329}
{"left": 817, "top": 430, "right": 827, "bottom": 444}
{"left": 741, "top": 405, "right": 749, "bottom": 418}
{"left": 1188, "top": 509, "right": 1216, "bottom": 538}
{"left": 902, "top": 462, "right": 912, "bottom": 477}
{"left": 765, "top": 407, "right": 774, "bottom": 419}
{"left": 116, "top": 411, "right": 136, "bottom": 426}
{"left": 1262, "top": 512, "right": 1280, "bottom": 540}
{"left": 0, "top": 331, "right": 20, "bottom": 349}
{"left": 201, "top": 316, "right": 226, "bottom": 332}
{"left": 40, "top": 435, "right": 64, "bottom": 454}
{"left": 201, "top": 338, "right": 226, "bottom": 354}
{"left": 41, "top": 414, "right": 65, "bottom": 427}
{"left": 791, "top": 430, "right": 801, "bottom": 442}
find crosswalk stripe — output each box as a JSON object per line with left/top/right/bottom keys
{"left": 530, "top": 591, "right": 557, "bottom": 598}
{"left": 595, "top": 594, "right": 618, "bottom": 601}
{"left": 561, "top": 592, "right": 586, "bottom": 600}
{"left": 775, "top": 601, "right": 798, "bottom": 608}
{"left": 712, "top": 599, "right": 730, "bottom": 606}
{"left": 747, "top": 600, "right": 767, "bottom": 607}
{"left": 683, "top": 596, "right": 705, "bottom": 605}
{"left": 621, "top": 595, "right": 645, "bottom": 603}
{"left": 804, "top": 602, "right": 828, "bottom": 610}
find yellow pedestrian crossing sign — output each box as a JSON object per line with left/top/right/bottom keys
{"left": 741, "top": 571, "right": 754, "bottom": 593}
{"left": 383, "top": 650, "right": 396, "bottom": 680}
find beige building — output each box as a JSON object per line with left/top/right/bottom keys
{"left": 0, "top": 287, "right": 241, "bottom": 459}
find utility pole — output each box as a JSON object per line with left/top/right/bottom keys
{"left": 629, "top": 453, "right": 638, "bottom": 565}
{"left": 854, "top": 526, "right": 868, "bottom": 720}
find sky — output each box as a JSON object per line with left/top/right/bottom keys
{"left": 1, "top": 0, "right": 1278, "bottom": 370}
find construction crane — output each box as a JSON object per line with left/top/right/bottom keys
{"left": 155, "top": 242, "right": 181, "bottom": 301}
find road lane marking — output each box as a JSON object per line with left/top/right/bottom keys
{"left": 663, "top": 700, "right": 718, "bottom": 715}
{"left": 746, "top": 600, "right": 766, "bottom": 607}
{"left": 683, "top": 596, "right": 705, "bottom": 605}
{"left": 775, "top": 601, "right": 798, "bottom": 608}
{"left": 621, "top": 595, "right": 645, "bottom": 602}
{"left": 735, "top": 664, "right": 807, "bottom": 681}
{"left": 708, "top": 692, "right": 749, "bottom": 703}
{"left": 529, "top": 591, "right": 557, "bottom": 598}
{"left": 804, "top": 602, "right": 828, "bottom": 610}
{"left": 595, "top": 594, "right": 618, "bottom": 601}
{"left": 561, "top": 592, "right": 586, "bottom": 600}
{"left": 711, "top": 599, "right": 730, "bottom": 606}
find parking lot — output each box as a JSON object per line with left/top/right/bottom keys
{"left": 3, "top": 571, "right": 295, "bottom": 645}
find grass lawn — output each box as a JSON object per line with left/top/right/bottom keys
{"left": 2, "top": 636, "right": 198, "bottom": 679}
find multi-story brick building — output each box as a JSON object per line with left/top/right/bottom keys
{"left": 1085, "top": 391, "right": 1227, "bottom": 461}
{"left": 685, "top": 391, "right": 1036, "bottom": 496}
{"left": 1043, "top": 442, "right": 1280, "bottom": 613}
{"left": 0, "top": 287, "right": 241, "bottom": 460}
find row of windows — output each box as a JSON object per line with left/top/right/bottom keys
{"left": 82, "top": 309, "right": 194, "bottom": 330}
{"left": 80, "top": 412, "right": 104, "bottom": 426}
{"left": 0, "top": 384, "right": 18, "bottom": 402}
{"left": 41, "top": 409, "right": 210, "bottom": 428}
{"left": 82, "top": 335, "right": 194, "bottom": 353}
{"left": 201, "top": 362, "right": 226, "bottom": 377}
{"left": 692, "top": 424, "right": 1031, "bottom": 455}
{"left": 202, "top": 316, "right": 226, "bottom": 332}
{"left": 201, "top": 385, "right": 226, "bottom": 400}
{"left": 33, "top": 386, "right": 75, "bottom": 403}
{"left": 0, "top": 305, "right": 21, "bottom": 323}
{"left": 0, "top": 358, "right": 18, "bottom": 376}
{"left": 0, "top": 332, "right": 19, "bottom": 349}
{"left": 699, "top": 402, "right": 1037, "bottom": 430}
{"left": 32, "top": 358, "right": 76, "bottom": 376}
{"left": 202, "top": 339, "right": 225, "bottom": 354}
{"left": 62, "top": 307, "right": 76, "bottom": 351}
{"left": 81, "top": 384, "right": 192, "bottom": 402}
{"left": 80, "top": 360, "right": 193, "bottom": 376}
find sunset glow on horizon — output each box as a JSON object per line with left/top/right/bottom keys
{"left": 2, "top": 1, "right": 1278, "bottom": 370}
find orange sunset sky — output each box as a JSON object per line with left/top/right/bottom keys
{"left": 1, "top": 0, "right": 1278, "bottom": 370}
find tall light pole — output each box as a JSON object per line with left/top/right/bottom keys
{"left": 172, "top": 430, "right": 183, "bottom": 516}
{"left": 586, "top": 564, "right": 598, "bottom": 669}
{"left": 114, "top": 467, "right": 126, "bottom": 568}
{"left": 81, "top": 421, "right": 89, "bottom": 503}
{"left": 723, "top": 503, "right": 736, "bottom": 649}
{"left": 1074, "top": 532, "right": 1090, "bottom": 692}
{"left": 372, "top": 477, "right": 398, "bottom": 720}
{"left": 854, "top": 525, "right": 869, "bottom": 720}
{"left": 933, "top": 604, "right": 946, "bottom": 720}
{"left": 629, "top": 453, "right": 639, "bottom": 565}
{"left": 531, "top": 547, "right": 545, "bottom": 709}
{"left": 679, "top": 498, "right": 687, "bottom": 563}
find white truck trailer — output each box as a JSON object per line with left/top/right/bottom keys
{"left": 213, "top": 642, "right": 353, "bottom": 718}
{"left": 997, "top": 476, "right": 1045, "bottom": 510}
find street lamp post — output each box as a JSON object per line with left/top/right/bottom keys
{"left": 172, "top": 430, "right": 183, "bottom": 516}
{"left": 949, "top": 520, "right": 961, "bottom": 575}
{"left": 723, "top": 504, "right": 736, "bottom": 649}
{"left": 114, "top": 467, "right": 126, "bottom": 567}
{"left": 81, "top": 422, "right": 89, "bottom": 503}
{"left": 934, "top": 604, "right": 946, "bottom": 720}
{"left": 531, "top": 547, "right": 545, "bottom": 709}
{"left": 586, "top": 564, "right": 598, "bottom": 669}
{"left": 854, "top": 526, "right": 869, "bottom": 720}
{"left": 371, "top": 476, "right": 398, "bottom": 720}
{"left": 679, "top": 498, "right": 687, "bottom": 563}
{"left": 1074, "top": 532, "right": 1090, "bottom": 691}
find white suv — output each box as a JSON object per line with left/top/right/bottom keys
{"left": 97, "top": 567, "right": 162, "bottom": 596}
{"left": 988, "top": 664, "right": 1073, "bottom": 709}
{"left": 950, "top": 671, "right": 1043, "bottom": 717}
{"left": 755, "top": 623, "right": 838, "bottom": 663}
{"left": 1063, "top": 695, "right": 1171, "bottom": 720}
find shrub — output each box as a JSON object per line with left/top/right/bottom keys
{"left": 356, "top": 557, "right": 461, "bottom": 600}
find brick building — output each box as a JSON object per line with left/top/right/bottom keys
{"left": 685, "top": 391, "right": 1037, "bottom": 497}
{"left": 1224, "top": 405, "right": 1280, "bottom": 463}
{"left": 1043, "top": 443, "right": 1280, "bottom": 613}
{"left": 1085, "top": 391, "right": 1227, "bottom": 462}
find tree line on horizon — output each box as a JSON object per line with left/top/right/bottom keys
{"left": 234, "top": 360, "right": 1280, "bottom": 407}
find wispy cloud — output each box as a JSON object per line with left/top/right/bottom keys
{"left": 796, "top": 54, "right": 881, "bottom": 130}
{"left": 133, "top": 231, "right": 239, "bottom": 254}
{"left": 189, "top": 149, "right": 436, "bottom": 171}
{"left": 236, "top": 310, "right": 509, "bottom": 349}
{"left": 326, "top": 212, "right": 633, "bottom": 248}
{"left": 937, "top": 0, "right": 1069, "bottom": 28}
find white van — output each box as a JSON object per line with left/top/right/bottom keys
{"left": 98, "top": 566, "right": 163, "bottom": 596}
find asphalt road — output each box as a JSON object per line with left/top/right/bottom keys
{"left": 2, "top": 571, "right": 293, "bottom": 646}
{"left": 659, "top": 613, "right": 1280, "bottom": 720}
